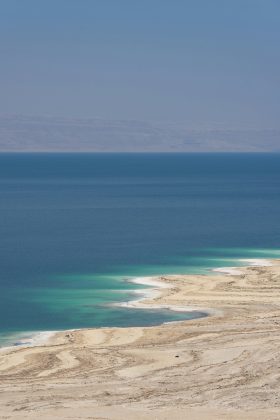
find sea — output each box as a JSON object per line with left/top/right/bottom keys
{"left": 0, "top": 153, "right": 280, "bottom": 347}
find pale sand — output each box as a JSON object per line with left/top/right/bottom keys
{"left": 1, "top": 260, "right": 280, "bottom": 419}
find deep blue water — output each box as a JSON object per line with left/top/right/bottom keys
{"left": 0, "top": 153, "right": 280, "bottom": 346}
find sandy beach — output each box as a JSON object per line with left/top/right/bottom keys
{"left": 1, "top": 259, "right": 280, "bottom": 419}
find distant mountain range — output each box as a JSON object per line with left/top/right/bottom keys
{"left": 0, "top": 115, "right": 279, "bottom": 152}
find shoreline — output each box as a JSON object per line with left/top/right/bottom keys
{"left": 1, "top": 257, "right": 280, "bottom": 418}
{"left": 0, "top": 257, "right": 273, "bottom": 351}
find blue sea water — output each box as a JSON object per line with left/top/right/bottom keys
{"left": 0, "top": 153, "right": 280, "bottom": 346}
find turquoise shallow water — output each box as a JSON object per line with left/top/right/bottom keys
{"left": 0, "top": 153, "right": 280, "bottom": 347}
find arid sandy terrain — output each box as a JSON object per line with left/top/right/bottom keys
{"left": 1, "top": 260, "right": 280, "bottom": 419}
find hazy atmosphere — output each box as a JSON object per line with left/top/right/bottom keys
{"left": 2, "top": 3, "right": 280, "bottom": 420}
{"left": 1, "top": 0, "right": 280, "bottom": 151}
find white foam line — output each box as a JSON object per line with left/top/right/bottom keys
{"left": 115, "top": 275, "right": 215, "bottom": 317}
{"left": 239, "top": 258, "right": 273, "bottom": 267}
{"left": 212, "top": 267, "right": 243, "bottom": 276}
{"left": 130, "top": 276, "right": 170, "bottom": 289}
{"left": 121, "top": 276, "right": 171, "bottom": 305}
{"left": 212, "top": 258, "right": 273, "bottom": 276}
{"left": 118, "top": 300, "right": 213, "bottom": 315}
{"left": 30, "top": 331, "right": 58, "bottom": 346}
{"left": 0, "top": 330, "right": 58, "bottom": 352}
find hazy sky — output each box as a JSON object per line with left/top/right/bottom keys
{"left": 1, "top": 0, "right": 280, "bottom": 127}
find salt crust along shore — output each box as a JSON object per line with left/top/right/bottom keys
{"left": 2, "top": 258, "right": 271, "bottom": 349}
{"left": 1, "top": 258, "right": 280, "bottom": 419}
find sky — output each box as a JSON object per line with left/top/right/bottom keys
{"left": 1, "top": 0, "right": 280, "bottom": 129}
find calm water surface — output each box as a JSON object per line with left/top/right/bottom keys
{"left": 0, "top": 153, "right": 279, "bottom": 345}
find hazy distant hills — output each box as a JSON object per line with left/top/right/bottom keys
{"left": 0, "top": 115, "right": 279, "bottom": 152}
